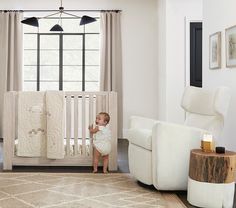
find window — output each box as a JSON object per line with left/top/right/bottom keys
{"left": 23, "top": 16, "right": 100, "bottom": 91}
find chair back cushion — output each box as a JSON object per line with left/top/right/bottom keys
{"left": 181, "top": 86, "right": 230, "bottom": 139}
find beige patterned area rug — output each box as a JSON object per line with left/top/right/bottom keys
{"left": 0, "top": 173, "right": 186, "bottom": 208}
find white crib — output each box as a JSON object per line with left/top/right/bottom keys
{"left": 3, "top": 91, "right": 117, "bottom": 171}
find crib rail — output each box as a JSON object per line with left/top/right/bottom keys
{"left": 64, "top": 92, "right": 111, "bottom": 157}
{"left": 3, "top": 91, "right": 117, "bottom": 171}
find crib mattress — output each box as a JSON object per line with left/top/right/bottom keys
{"left": 15, "top": 139, "right": 91, "bottom": 157}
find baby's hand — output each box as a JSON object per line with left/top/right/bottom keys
{"left": 89, "top": 125, "right": 99, "bottom": 134}
{"left": 88, "top": 124, "right": 93, "bottom": 130}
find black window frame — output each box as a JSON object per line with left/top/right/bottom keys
{"left": 23, "top": 18, "right": 100, "bottom": 92}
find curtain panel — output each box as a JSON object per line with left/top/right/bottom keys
{"left": 0, "top": 11, "right": 23, "bottom": 138}
{"left": 100, "top": 11, "right": 123, "bottom": 138}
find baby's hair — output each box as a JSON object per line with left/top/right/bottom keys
{"left": 99, "top": 112, "right": 110, "bottom": 124}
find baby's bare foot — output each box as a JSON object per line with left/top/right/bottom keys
{"left": 103, "top": 171, "right": 109, "bottom": 174}
{"left": 93, "top": 169, "right": 98, "bottom": 173}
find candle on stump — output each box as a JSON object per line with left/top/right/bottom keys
{"left": 203, "top": 134, "right": 213, "bottom": 142}
{"left": 201, "top": 134, "right": 214, "bottom": 152}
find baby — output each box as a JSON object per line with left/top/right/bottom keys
{"left": 89, "top": 112, "right": 111, "bottom": 173}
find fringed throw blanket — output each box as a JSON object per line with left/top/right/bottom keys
{"left": 46, "top": 91, "right": 65, "bottom": 159}
{"left": 17, "top": 91, "right": 65, "bottom": 159}
{"left": 17, "top": 92, "right": 46, "bottom": 157}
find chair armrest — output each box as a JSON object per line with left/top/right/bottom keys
{"left": 129, "top": 116, "right": 158, "bottom": 130}
{"left": 152, "top": 122, "right": 210, "bottom": 190}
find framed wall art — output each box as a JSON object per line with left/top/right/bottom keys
{"left": 209, "top": 32, "right": 221, "bottom": 69}
{"left": 226, "top": 25, "right": 236, "bottom": 67}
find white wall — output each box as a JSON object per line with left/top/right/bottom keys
{"left": 157, "top": 0, "right": 203, "bottom": 123}
{"left": 157, "top": 0, "right": 167, "bottom": 121}
{"left": 203, "top": 0, "right": 236, "bottom": 150}
{"left": 0, "top": 0, "right": 159, "bottom": 137}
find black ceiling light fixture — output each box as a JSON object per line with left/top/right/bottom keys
{"left": 21, "top": 0, "right": 97, "bottom": 30}
{"left": 50, "top": 24, "right": 63, "bottom": 32}
{"left": 80, "top": 15, "right": 97, "bottom": 25}
{"left": 21, "top": 17, "right": 39, "bottom": 27}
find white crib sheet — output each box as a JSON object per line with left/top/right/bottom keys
{"left": 15, "top": 139, "right": 91, "bottom": 157}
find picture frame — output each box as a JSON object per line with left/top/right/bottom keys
{"left": 226, "top": 25, "right": 236, "bottom": 67}
{"left": 209, "top": 32, "right": 221, "bottom": 69}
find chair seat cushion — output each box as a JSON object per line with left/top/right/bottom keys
{"left": 128, "top": 128, "right": 152, "bottom": 150}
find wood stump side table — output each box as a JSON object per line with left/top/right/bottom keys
{"left": 187, "top": 149, "right": 236, "bottom": 208}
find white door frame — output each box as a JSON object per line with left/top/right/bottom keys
{"left": 185, "top": 16, "right": 203, "bottom": 87}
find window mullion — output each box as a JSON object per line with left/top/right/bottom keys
{"left": 83, "top": 26, "right": 85, "bottom": 91}
{"left": 59, "top": 34, "right": 63, "bottom": 90}
{"left": 37, "top": 34, "right": 40, "bottom": 91}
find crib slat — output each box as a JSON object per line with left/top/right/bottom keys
{"left": 102, "top": 95, "right": 106, "bottom": 112}
{"left": 89, "top": 95, "right": 94, "bottom": 156}
{"left": 96, "top": 95, "right": 102, "bottom": 114}
{"left": 93, "top": 97, "right": 96, "bottom": 122}
{"left": 66, "top": 95, "right": 71, "bottom": 156}
{"left": 82, "top": 95, "right": 86, "bottom": 155}
{"left": 74, "top": 95, "right": 79, "bottom": 155}
{"left": 105, "top": 93, "right": 109, "bottom": 113}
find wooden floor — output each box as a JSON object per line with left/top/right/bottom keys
{"left": 0, "top": 139, "right": 235, "bottom": 208}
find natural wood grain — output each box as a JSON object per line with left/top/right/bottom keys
{"left": 189, "top": 149, "right": 236, "bottom": 183}
{"left": 163, "top": 194, "right": 187, "bottom": 208}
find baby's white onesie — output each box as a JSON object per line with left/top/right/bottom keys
{"left": 93, "top": 126, "right": 111, "bottom": 156}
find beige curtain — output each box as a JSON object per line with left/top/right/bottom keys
{"left": 100, "top": 11, "right": 123, "bottom": 138}
{"left": 0, "top": 12, "right": 23, "bottom": 138}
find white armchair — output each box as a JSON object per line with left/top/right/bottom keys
{"left": 128, "top": 86, "right": 231, "bottom": 190}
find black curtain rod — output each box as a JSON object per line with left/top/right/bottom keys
{"left": 1, "top": 9, "right": 121, "bottom": 12}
